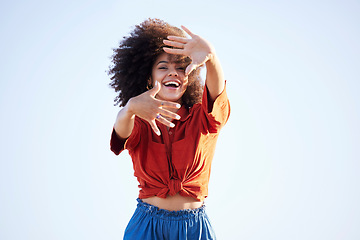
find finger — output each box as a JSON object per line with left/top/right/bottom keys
{"left": 181, "top": 25, "right": 195, "bottom": 37}
{"left": 167, "top": 35, "right": 189, "bottom": 44}
{"left": 149, "top": 80, "right": 161, "bottom": 97}
{"left": 149, "top": 119, "right": 161, "bottom": 136}
{"left": 163, "top": 39, "right": 185, "bottom": 49}
{"left": 156, "top": 99, "right": 181, "bottom": 109}
{"left": 185, "top": 63, "right": 197, "bottom": 75}
{"left": 155, "top": 115, "right": 176, "bottom": 128}
{"left": 163, "top": 47, "right": 184, "bottom": 55}
{"left": 159, "top": 109, "right": 181, "bottom": 120}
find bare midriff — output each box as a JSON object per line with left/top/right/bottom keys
{"left": 142, "top": 193, "right": 203, "bottom": 211}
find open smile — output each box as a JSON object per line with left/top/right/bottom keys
{"left": 162, "top": 80, "right": 181, "bottom": 89}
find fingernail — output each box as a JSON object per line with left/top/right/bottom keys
{"left": 170, "top": 123, "right": 175, "bottom": 128}
{"left": 175, "top": 115, "right": 181, "bottom": 120}
{"left": 156, "top": 130, "right": 161, "bottom": 136}
{"left": 176, "top": 104, "right": 181, "bottom": 108}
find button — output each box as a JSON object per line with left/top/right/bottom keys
{"left": 169, "top": 131, "right": 172, "bottom": 135}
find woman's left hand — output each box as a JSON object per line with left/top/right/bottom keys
{"left": 163, "top": 26, "right": 215, "bottom": 76}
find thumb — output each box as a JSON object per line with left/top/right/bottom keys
{"left": 185, "top": 63, "right": 197, "bottom": 76}
{"left": 149, "top": 80, "right": 161, "bottom": 97}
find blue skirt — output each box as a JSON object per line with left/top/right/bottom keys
{"left": 123, "top": 198, "right": 216, "bottom": 240}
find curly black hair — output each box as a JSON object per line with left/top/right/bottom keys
{"left": 108, "top": 18, "right": 203, "bottom": 108}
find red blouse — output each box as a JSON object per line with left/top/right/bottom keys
{"left": 110, "top": 84, "right": 230, "bottom": 201}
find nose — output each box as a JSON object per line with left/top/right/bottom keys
{"left": 168, "top": 68, "right": 178, "bottom": 77}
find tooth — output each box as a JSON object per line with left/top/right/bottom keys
{"left": 164, "top": 81, "right": 179, "bottom": 86}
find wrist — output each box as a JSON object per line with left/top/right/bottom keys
{"left": 206, "top": 42, "right": 216, "bottom": 61}
{"left": 206, "top": 51, "right": 218, "bottom": 66}
{"left": 123, "top": 99, "right": 136, "bottom": 119}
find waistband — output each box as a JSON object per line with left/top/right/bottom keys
{"left": 136, "top": 198, "right": 206, "bottom": 220}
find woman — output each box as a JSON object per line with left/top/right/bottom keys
{"left": 108, "top": 18, "right": 230, "bottom": 240}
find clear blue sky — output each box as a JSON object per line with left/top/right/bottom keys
{"left": 1, "top": 0, "right": 359, "bottom": 239}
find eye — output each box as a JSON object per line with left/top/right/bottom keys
{"left": 158, "top": 66, "right": 168, "bottom": 70}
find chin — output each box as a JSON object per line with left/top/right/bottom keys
{"left": 157, "top": 93, "right": 183, "bottom": 103}
{"left": 164, "top": 96, "right": 182, "bottom": 102}
{"left": 156, "top": 86, "right": 187, "bottom": 102}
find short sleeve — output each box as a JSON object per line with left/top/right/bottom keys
{"left": 201, "top": 82, "right": 230, "bottom": 133}
{"left": 110, "top": 117, "right": 142, "bottom": 155}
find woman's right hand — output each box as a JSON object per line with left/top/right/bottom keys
{"left": 127, "top": 81, "right": 181, "bottom": 136}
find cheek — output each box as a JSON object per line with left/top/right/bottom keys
{"left": 151, "top": 74, "right": 161, "bottom": 85}
{"left": 151, "top": 69, "right": 159, "bottom": 80}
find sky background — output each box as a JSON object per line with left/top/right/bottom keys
{"left": 0, "top": 0, "right": 359, "bottom": 239}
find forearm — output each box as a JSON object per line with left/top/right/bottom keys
{"left": 205, "top": 53, "right": 225, "bottom": 101}
{"left": 113, "top": 102, "right": 135, "bottom": 139}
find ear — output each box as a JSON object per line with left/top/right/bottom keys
{"left": 146, "top": 77, "right": 153, "bottom": 90}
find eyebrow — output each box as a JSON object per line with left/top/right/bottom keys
{"left": 157, "top": 60, "right": 169, "bottom": 65}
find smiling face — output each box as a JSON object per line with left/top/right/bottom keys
{"left": 151, "top": 53, "right": 189, "bottom": 104}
